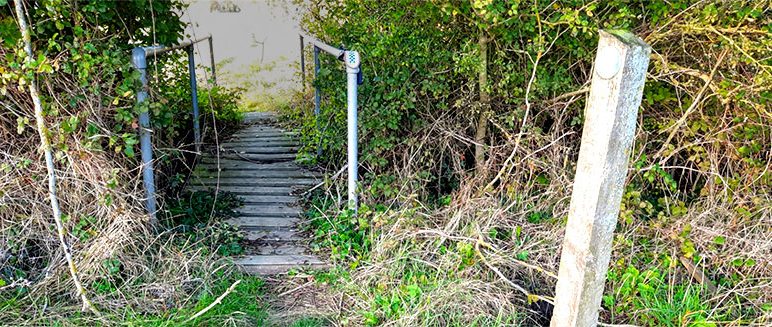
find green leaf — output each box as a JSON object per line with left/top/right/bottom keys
{"left": 124, "top": 145, "right": 135, "bottom": 158}
{"left": 516, "top": 251, "right": 529, "bottom": 261}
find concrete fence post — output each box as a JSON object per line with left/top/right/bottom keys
{"left": 550, "top": 30, "right": 651, "bottom": 327}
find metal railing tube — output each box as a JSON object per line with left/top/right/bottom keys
{"left": 299, "top": 32, "right": 344, "bottom": 58}
{"left": 313, "top": 46, "right": 321, "bottom": 156}
{"left": 131, "top": 35, "right": 217, "bottom": 222}
{"left": 345, "top": 51, "right": 360, "bottom": 211}
{"left": 299, "top": 34, "right": 305, "bottom": 92}
{"left": 207, "top": 36, "right": 217, "bottom": 85}
{"left": 187, "top": 46, "right": 201, "bottom": 152}
{"left": 144, "top": 36, "right": 211, "bottom": 56}
{"left": 131, "top": 47, "right": 158, "bottom": 224}
{"left": 299, "top": 33, "right": 360, "bottom": 213}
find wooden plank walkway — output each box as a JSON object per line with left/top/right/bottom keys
{"left": 189, "top": 112, "right": 325, "bottom": 274}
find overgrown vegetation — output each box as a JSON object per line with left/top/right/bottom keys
{"left": 0, "top": 0, "right": 262, "bottom": 324}
{"left": 287, "top": 0, "right": 771, "bottom": 325}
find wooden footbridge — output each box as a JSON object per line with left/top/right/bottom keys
{"left": 131, "top": 34, "right": 361, "bottom": 275}
{"left": 189, "top": 112, "right": 325, "bottom": 274}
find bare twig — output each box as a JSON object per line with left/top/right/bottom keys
{"left": 653, "top": 49, "right": 728, "bottom": 161}
{"left": 302, "top": 164, "right": 346, "bottom": 196}
{"left": 14, "top": 0, "right": 99, "bottom": 315}
{"left": 185, "top": 279, "right": 241, "bottom": 323}
{"left": 485, "top": 26, "right": 564, "bottom": 191}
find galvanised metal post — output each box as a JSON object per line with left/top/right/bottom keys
{"left": 299, "top": 35, "right": 305, "bottom": 93}
{"left": 344, "top": 50, "right": 360, "bottom": 212}
{"left": 131, "top": 47, "right": 158, "bottom": 224}
{"left": 299, "top": 32, "right": 361, "bottom": 211}
{"left": 313, "top": 46, "right": 321, "bottom": 156}
{"left": 187, "top": 46, "right": 201, "bottom": 153}
{"left": 207, "top": 36, "right": 217, "bottom": 85}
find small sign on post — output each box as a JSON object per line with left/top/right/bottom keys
{"left": 550, "top": 30, "right": 651, "bottom": 327}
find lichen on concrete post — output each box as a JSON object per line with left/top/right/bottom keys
{"left": 550, "top": 30, "right": 651, "bottom": 327}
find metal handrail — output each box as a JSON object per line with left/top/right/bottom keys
{"left": 131, "top": 35, "right": 217, "bottom": 223}
{"left": 299, "top": 32, "right": 361, "bottom": 212}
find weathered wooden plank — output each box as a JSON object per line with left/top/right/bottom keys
{"left": 237, "top": 126, "right": 286, "bottom": 132}
{"left": 187, "top": 185, "right": 297, "bottom": 195}
{"left": 234, "top": 126, "right": 298, "bottom": 133}
{"left": 227, "top": 135, "right": 296, "bottom": 142}
{"left": 214, "top": 153, "right": 297, "bottom": 162}
{"left": 236, "top": 124, "right": 290, "bottom": 129}
{"left": 198, "top": 159, "right": 301, "bottom": 170}
{"left": 196, "top": 166, "right": 311, "bottom": 174}
{"left": 237, "top": 262, "right": 327, "bottom": 275}
{"left": 242, "top": 112, "right": 277, "bottom": 124}
{"left": 193, "top": 169, "right": 320, "bottom": 179}
{"left": 191, "top": 177, "right": 318, "bottom": 187}
{"left": 220, "top": 140, "right": 299, "bottom": 147}
{"left": 234, "top": 254, "right": 323, "bottom": 266}
{"left": 220, "top": 147, "right": 300, "bottom": 154}
{"left": 236, "top": 204, "right": 302, "bottom": 217}
{"left": 236, "top": 195, "right": 298, "bottom": 204}
{"left": 247, "top": 244, "right": 308, "bottom": 256}
{"left": 551, "top": 30, "right": 651, "bottom": 327}
{"left": 226, "top": 216, "right": 300, "bottom": 228}
{"left": 231, "top": 132, "right": 299, "bottom": 139}
{"left": 243, "top": 230, "right": 304, "bottom": 241}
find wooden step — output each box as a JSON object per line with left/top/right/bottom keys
{"left": 216, "top": 153, "right": 297, "bottom": 162}
{"left": 242, "top": 112, "right": 277, "bottom": 123}
{"left": 191, "top": 177, "right": 318, "bottom": 187}
{"left": 221, "top": 146, "right": 300, "bottom": 154}
{"left": 244, "top": 230, "right": 304, "bottom": 241}
{"left": 237, "top": 126, "right": 287, "bottom": 132}
{"left": 228, "top": 135, "right": 296, "bottom": 141}
{"left": 227, "top": 216, "right": 300, "bottom": 228}
{"left": 235, "top": 255, "right": 326, "bottom": 275}
{"left": 237, "top": 195, "right": 298, "bottom": 204}
{"left": 236, "top": 205, "right": 302, "bottom": 217}
{"left": 234, "top": 127, "right": 298, "bottom": 133}
{"left": 220, "top": 140, "right": 298, "bottom": 147}
{"left": 188, "top": 185, "right": 298, "bottom": 196}
{"left": 193, "top": 169, "right": 320, "bottom": 179}
{"left": 197, "top": 160, "right": 301, "bottom": 171}
{"left": 231, "top": 132, "right": 298, "bottom": 139}
{"left": 246, "top": 244, "right": 309, "bottom": 256}
{"left": 235, "top": 254, "right": 323, "bottom": 265}
{"left": 234, "top": 126, "right": 294, "bottom": 131}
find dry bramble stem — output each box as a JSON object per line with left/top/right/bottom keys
{"left": 13, "top": 0, "right": 99, "bottom": 315}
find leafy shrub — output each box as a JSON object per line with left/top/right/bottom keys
{"left": 163, "top": 190, "right": 245, "bottom": 256}
{"left": 164, "top": 190, "right": 242, "bottom": 227}
{"left": 291, "top": 0, "right": 771, "bottom": 325}
{"left": 0, "top": 0, "right": 248, "bottom": 322}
